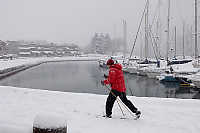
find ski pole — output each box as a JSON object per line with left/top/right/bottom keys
{"left": 102, "top": 84, "right": 125, "bottom": 117}
{"left": 116, "top": 98, "right": 126, "bottom": 117}
{"left": 102, "top": 83, "right": 125, "bottom": 117}
{"left": 104, "top": 85, "right": 135, "bottom": 117}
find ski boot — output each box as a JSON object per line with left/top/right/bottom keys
{"left": 135, "top": 111, "right": 141, "bottom": 119}
{"left": 103, "top": 114, "right": 112, "bottom": 118}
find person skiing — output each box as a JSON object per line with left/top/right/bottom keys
{"left": 170, "top": 66, "right": 174, "bottom": 73}
{"left": 101, "top": 59, "right": 141, "bottom": 118}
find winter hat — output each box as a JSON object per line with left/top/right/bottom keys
{"left": 106, "top": 59, "right": 114, "bottom": 65}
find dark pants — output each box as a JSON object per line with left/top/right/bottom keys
{"left": 106, "top": 89, "right": 138, "bottom": 116}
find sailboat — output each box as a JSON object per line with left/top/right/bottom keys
{"left": 137, "top": 0, "right": 170, "bottom": 78}
{"left": 124, "top": 0, "right": 156, "bottom": 76}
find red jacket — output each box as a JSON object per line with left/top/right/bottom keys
{"left": 104, "top": 63, "right": 126, "bottom": 92}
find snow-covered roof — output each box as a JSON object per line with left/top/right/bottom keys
{"left": 43, "top": 51, "right": 54, "bottom": 54}
{"left": 19, "top": 52, "right": 31, "bottom": 55}
{"left": 18, "top": 47, "right": 32, "bottom": 50}
{"left": 70, "top": 51, "right": 78, "bottom": 54}
{"left": 31, "top": 51, "right": 41, "bottom": 54}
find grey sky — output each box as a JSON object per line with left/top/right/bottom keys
{"left": 0, "top": 0, "right": 195, "bottom": 48}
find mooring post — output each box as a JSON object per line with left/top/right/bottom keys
{"left": 33, "top": 113, "right": 67, "bottom": 133}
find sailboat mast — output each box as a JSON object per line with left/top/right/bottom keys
{"left": 123, "top": 20, "right": 127, "bottom": 57}
{"left": 195, "top": 0, "right": 198, "bottom": 58}
{"left": 182, "top": 22, "right": 185, "bottom": 59}
{"left": 166, "top": 0, "right": 171, "bottom": 61}
{"left": 145, "top": 0, "right": 149, "bottom": 59}
{"left": 174, "top": 26, "right": 177, "bottom": 58}
{"left": 157, "top": 0, "right": 161, "bottom": 58}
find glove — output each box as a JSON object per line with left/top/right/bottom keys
{"left": 101, "top": 80, "right": 105, "bottom": 86}
{"left": 104, "top": 74, "right": 108, "bottom": 78}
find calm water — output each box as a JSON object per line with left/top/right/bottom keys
{"left": 0, "top": 61, "right": 199, "bottom": 99}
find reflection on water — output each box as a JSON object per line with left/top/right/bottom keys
{"left": 0, "top": 61, "right": 199, "bottom": 99}
{"left": 160, "top": 82, "right": 200, "bottom": 99}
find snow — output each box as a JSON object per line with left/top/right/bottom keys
{"left": 43, "top": 51, "right": 54, "bottom": 54}
{"left": 0, "top": 86, "right": 200, "bottom": 133}
{"left": 0, "top": 56, "right": 200, "bottom": 133}
{"left": 18, "top": 47, "right": 33, "bottom": 50}
{"left": 31, "top": 51, "right": 41, "bottom": 54}
{"left": 172, "top": 61, "right": 200, "bottom": 74}
{"left": 18, "top": 52, "right": 31, "bottom": 55}
{"left": 0, "top": 56, "right": 103, "bottom": 71}
{"left": 33, "top": 113, "right": 67, "bottom": 128}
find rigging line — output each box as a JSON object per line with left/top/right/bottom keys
{"left": 139, "top": 29, "right": 144, "bottom": 59}
{"left": 129, "top": 0, "right": 149, "bottom": 59}
{"left": 152, "top": 34, "right": 161, "bottom": 60}
{"left": 148, "top": 28, "right": 159, "bottom": 61}
{"left": 147, "top": 0, "right": 163, "bottom": 59}
{"left": 148, "top": 3, "right": 162, "bottom": 59}
{"left": 149, "top": 0, "right": 160, "bottom": 29}
{"left": 148, "top": 22, "right": 160, "bottom": 46}
{"left": 140, "top": 1, "right": 162, "bottom": 60}
{"left": 148, "top": 0, "right": 161, "bottom": 38}
{"left": 149, "top": 25, "right": 160, "bottom": 51}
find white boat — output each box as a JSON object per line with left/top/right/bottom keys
{"left": 124, "top": 61, "right": 152, "bottom": 75}
{"left": 137, "top": 66, "right": 149, "bottom": 76}
{"left": 145, "top": 60, "right": 168, "bottom": 78}
{"left": 98, "top": 59, "right": 107, "bottom": 68}
{"left": 123, "top": 61, "right": 139, "bottom": 74}
{"left": 146, "top": 68, "right": 166, "bottom": 78}
{"left": 126, "top": 66, "right": 138, "bottom": 74}
{"left": 192, "top": 59, "right": 200, "bottom": 68}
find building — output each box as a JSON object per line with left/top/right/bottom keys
{"left": 90, "top": 33, "right": 112, "bottom": 54}
{"left": 5, "top": 41, "right": 81, "bottom": 57}
{"left": 0, "top": 40, "right": 8, "bottom": 56}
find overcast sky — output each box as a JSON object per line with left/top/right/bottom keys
{"left": 0, "top": 0, "right": 195, "bottom": 47}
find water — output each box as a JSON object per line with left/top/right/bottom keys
{"left": 0, "top": 61, "right": 199, "bottom": 99}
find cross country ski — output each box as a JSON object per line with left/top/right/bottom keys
{"left": 95, "top": 113, "right": 141, "bottom": 120}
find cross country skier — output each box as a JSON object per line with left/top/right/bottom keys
{"left": 101, "top": 59, "right": 141, "bottom": 118}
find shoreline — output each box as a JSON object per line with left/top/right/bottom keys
{"left": 0, "top": 56, "right": 100, "bottom": 80}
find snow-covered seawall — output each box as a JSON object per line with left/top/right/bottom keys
{"left": 0, "top": 86, "right": 200, "bottom": 133}
{"left": 0, "top": 56, "right": 101, "bottom": 79}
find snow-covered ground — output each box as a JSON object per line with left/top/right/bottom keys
{"left": 0, "top": 86, "right": 200, "bottom": 133}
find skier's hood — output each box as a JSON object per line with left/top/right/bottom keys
{"left": 110, "top": 63, "right": 122, "bottom": 70}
